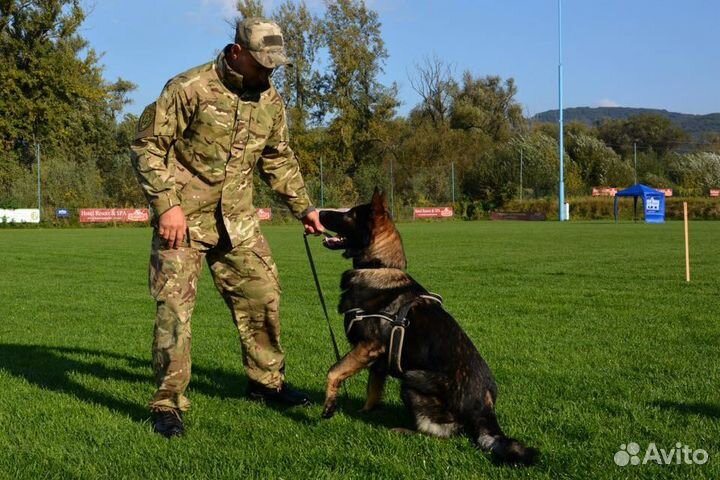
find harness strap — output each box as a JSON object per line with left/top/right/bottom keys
{"left": 345, "top": 309, "right": 397, "bottom": 335}
{"left": 344, "top": 292, "right": 443, "bottom": 375}
{"left": 389, "top": 326, "right": 406, "bottom": 374}
{"left": 420, "top": 293, "right": 443, "bottom": 303}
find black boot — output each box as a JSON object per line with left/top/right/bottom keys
{"left": 247, "top": 381, "right": 311, "bottom": 407}
{"left": 152, "top": 409, "right": 185, "bottom": 438}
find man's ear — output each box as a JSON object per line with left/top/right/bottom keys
{"left": 229, "top": 43, "right": 242, "bottom": 60}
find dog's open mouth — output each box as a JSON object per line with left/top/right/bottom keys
{"left": 322, "top": 234, "right": 347, "bottom": 250}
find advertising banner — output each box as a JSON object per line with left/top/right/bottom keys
{"left": 79, "top": 208, "right": 150, "bottom": 223}
{"left": 413, "top": 207, "right": 454, "bottom": 219}
{"left": 644, "top": 194, "right": 666, "bottom": 224}
{"left": 592, "top": 187, "right": 617, "bottom": 197}
{"left": 0, "top": 209, "right": 40, "bottom": 223}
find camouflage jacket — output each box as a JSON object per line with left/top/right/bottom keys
{"left": 131, "top": 50, "right": 313, "bottom": 248}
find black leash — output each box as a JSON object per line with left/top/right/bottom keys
{"left": 303, "top": 232, "right": 349, "bottom": 402}
{"left": 303, "top": 233, "right": 342, "bottom": 363}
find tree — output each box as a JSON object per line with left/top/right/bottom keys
{"left": 236, "top": 0, "right": 264, "bottom": 19}
{"left": 507, "top": 131, "right": 581, "bottom": 199}
{"left": 320, "top": 0, "right": 399, "bottom": 175}
{"left": 272, "top": 1, "right": 323, "bottom": 132}
{"left": 668, "top": 152, "right": 720, "bottom": 195}
{"left": 409, "top": 55, "right": 455, "bottom": 128}
{"left": 565, "top": 131, "right": 631, "bottom": 189}
{"left": 596, "top": 113, "right": 687, "bottom": 157}
{"left": 449, "top": 73, "right": 524, "bottom": 142}
{"left": 0, "top": 0, "right": 136, "bottom": 209}
{"left": 695, "top": 132, "right": 720, "bottom": 154}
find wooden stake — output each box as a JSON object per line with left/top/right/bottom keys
{"left": 684, "top": 201, "right": 690, "bottom": 282}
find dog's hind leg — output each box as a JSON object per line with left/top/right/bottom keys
{"left": 360, "top": 366, "right": 387, "bottom": 413}
{"left": 400, "top": 375, "right": 460, "bottom": 439}
{"left": 322, "top": 340, "right": 385, "bottom": 419}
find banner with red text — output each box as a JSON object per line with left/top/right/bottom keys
{"left": 79, "top": 208, "right": 150, "bottom": 223}
{"left": 592, "top": 187, "right": 617, "bottom": 197}
{"left": 413, "top": 207, "right": 454, "bottom": 219}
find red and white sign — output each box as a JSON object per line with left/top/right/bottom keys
{"left": 256, "top": 208, "right": 272, "bottom": 221}
{"left": 654, "top": 188, "right": 673, "bottom": 197}
{"left": 413, "top": 207, "right": 454, "bottom": 219}
{"left": 710, "top": 189, "right": 720, "bottom": 197}
{"left": 79, "top": 208, "right": 150, "bottom": 223}
{"left": 592, "top": 187, "right": 617, "bottom": 197}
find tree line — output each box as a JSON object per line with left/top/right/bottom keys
{"left": 1, "top": 0, "right": 719, "bottom": 220}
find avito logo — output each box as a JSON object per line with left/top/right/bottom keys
{"left": 615, "top": 442, "right": 709, "bottom": 467}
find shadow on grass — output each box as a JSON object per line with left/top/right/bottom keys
{"left": 263, "top": 385, "right": 414, "bottom": 430}
{"left": 335, "top": 394, "right": 414, "bottom": 430}
{"left": 0, "top": 343, "right": 149, "bottom": 421}
{"left": 651, "top": 400, "right": 720, "bottom": 419}
{"left": 0, "top": 343, "right": 412, "bottom": 430}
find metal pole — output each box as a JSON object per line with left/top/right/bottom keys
{"left": 520, "top": 149, "right": 524, "bottom": 201}
{"left": 390, "top": 155, "right": 395, "bottom": 219}
{"left": 36, "top": 142, "right": 41, "bottom": 221}
{"left": 451, "top": 161, "right": 455, "bottom": 204}
{"left": 633, "top": 142, "right": 637, "bottom": 185}
{"left": 684, "top": 201, "right": 690, "bottom": 282}
{"left": 558, "top": 0, "right": 565, "bottom": 221}
{"left": 320, "top": 155, "right": 324, "bottom": 208}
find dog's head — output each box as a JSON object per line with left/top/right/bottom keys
{"left": 320, "top": 189, "right": 407, "bottom": 270}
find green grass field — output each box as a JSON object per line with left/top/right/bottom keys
{"left": 1, "top": 221, "right": 718, "bottom": 479}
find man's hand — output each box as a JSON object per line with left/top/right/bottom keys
{"left": 158, "top": 206, "right": 187, "bottom": 249}
{"left": 301, "top": 209, "right": 324, "bottom": 235}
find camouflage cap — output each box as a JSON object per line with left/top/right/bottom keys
{"left": 235, "top": 17, "right": 291, "bottom": 69}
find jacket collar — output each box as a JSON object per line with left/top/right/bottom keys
{"left": 215, "top": 46, "right": 271, "bottom": 99}
{"left": 215, "top": 49, "right": 246, "bottom": 92}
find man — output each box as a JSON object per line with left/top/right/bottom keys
{"left": 131, "top": 17, "right": 323, "bottom": 438}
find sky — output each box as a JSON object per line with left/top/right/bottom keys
{"left": 80, "top": 0, "right": 720, "bottom": 118}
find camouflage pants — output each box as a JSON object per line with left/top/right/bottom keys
{"left": 148, "top": 230, "right": 284, "bottom": 412}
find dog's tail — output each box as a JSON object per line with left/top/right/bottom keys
{"left": 470, "top": 407, "right": 539, "bottom": 466}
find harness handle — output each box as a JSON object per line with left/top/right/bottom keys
{"left": 344, "top": 294, "right": 443, "bottom": 376}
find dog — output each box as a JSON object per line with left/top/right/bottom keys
{"left": 318, "top": 189, "right": 538, "bottom": 466}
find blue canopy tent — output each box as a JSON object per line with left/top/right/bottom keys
{"left": 614, "top": 184, "right": 666, "bottom": 223}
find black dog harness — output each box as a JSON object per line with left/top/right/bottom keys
{"left": 344, "top": 293, "right": 443, "bottom": 375}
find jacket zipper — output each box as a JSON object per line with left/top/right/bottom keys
{"left": 228, "top": 98, "right": 241, "bottom": 162}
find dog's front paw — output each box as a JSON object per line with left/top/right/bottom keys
{"left": 321, "top": 401, "right": 337, "bottom": 419}
{"left": 359, "top": 404, "right": 378, "bottom": 414}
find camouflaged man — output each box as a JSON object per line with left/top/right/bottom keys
{"left": 131, "top": 18, "right": 324, "bottom": 438}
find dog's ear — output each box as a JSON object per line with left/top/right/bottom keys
{"left": 371, "top": 188, "right": 387, "bottom": 216}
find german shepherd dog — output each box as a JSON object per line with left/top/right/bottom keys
{"left": 318, "top": 190, "right": 538, "bottom": 465}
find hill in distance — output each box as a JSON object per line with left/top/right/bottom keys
{"left": 533, "top": 107, "right": 720, "bottom": 137}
